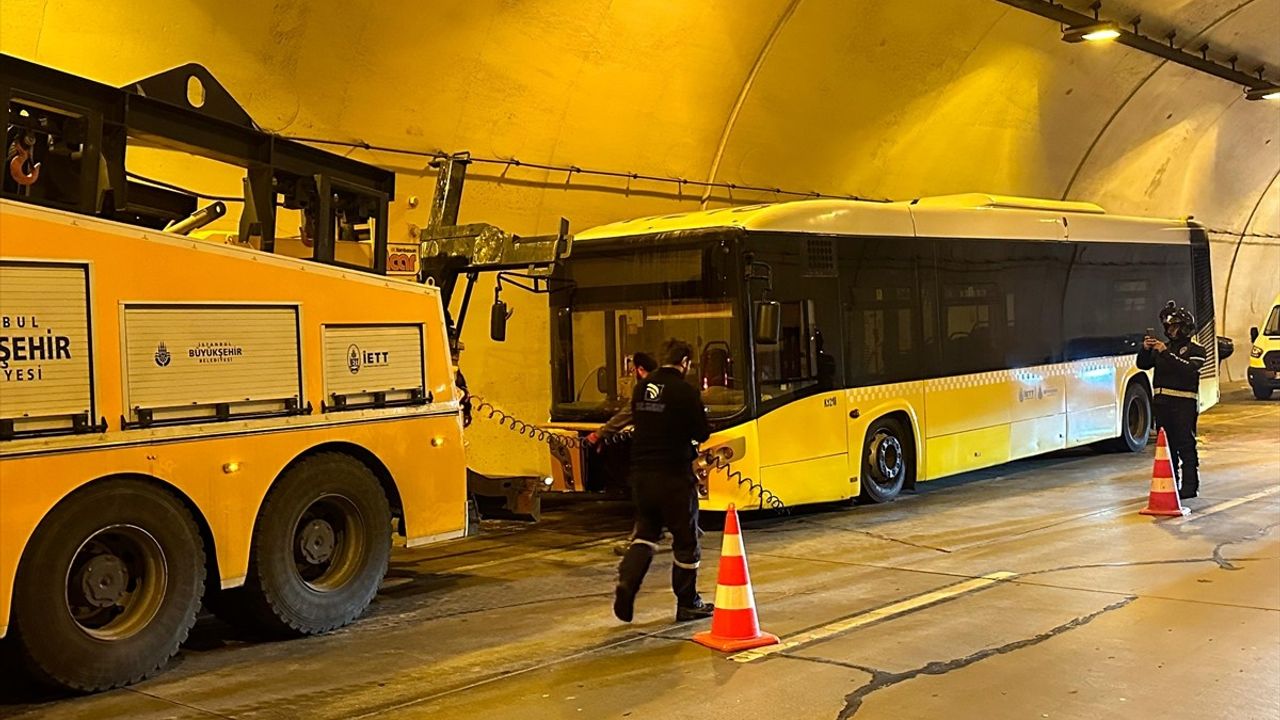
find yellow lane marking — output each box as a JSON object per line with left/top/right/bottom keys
{"left": 729, "top": 571, "right": 1017, "bottom": 663}
{"left": 1178, "top": 485, "right": 1280, "bottom": 525}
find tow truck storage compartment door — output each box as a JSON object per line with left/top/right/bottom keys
{"left": 322, "top": 324, "right": 427, "bottom": 410}
{"left": 0, "top": 261, "right": 94, "bottom": 437}
{"left": 122, "top": 304, "right": 301, "bottom": 426}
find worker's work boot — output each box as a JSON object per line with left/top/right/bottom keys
{"left": 675, "top": 599, "right": 714, "bottom": 622}
{"left": 613, "top": 585, "right": 636, "bottom": 623}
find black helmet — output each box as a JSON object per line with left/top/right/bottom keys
{"left": 1160, "top": 300, "right": 1196, "bottom": 338}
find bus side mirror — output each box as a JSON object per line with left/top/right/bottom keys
{"left": 1251, "top": 326, "right": 1260, "bottom": 343}
{"left": 490, "top": 298, "right": 512, "bottom": 342}
{"left": 596, "top": 366, "right": 609, "bottom": 394}
{"left": 1217, "top": 336, "right": 1234, "bottom": 362}
{"left": 755, "top": 300, "right": 781, "bottom": 345}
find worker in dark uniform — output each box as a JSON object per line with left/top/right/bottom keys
{"left": 1138, "top": 302, "right": 1206, "bottom": 499}
{"left": 614, "top": 339, "right": 714, "bottom": 623}
{"left": 583, "top": 352, "right": 662, "bottom": 557}
{"left": 587, "top": 352, "right": 658, "bottom": 447}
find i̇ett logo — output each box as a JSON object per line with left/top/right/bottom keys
{"left": 347, "top": 344, "right": 390, "bottom": 375}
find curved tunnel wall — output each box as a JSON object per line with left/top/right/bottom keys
{"left": 2, "top": 0, "right": 1276, "bottom": 474}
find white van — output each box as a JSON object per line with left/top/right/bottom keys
{"left": 1248, "top": 293, "right": 1280, "bottom": 400}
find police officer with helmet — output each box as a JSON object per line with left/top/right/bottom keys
{"left": 613, "top": 338, "right": 714, "bottom": 623}
{"left": 1138, "top": 301, "right": 1207, "bottom": 499}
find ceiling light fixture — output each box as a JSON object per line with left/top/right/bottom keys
{"left": 1245, "top": 85, "right": 1280, "bottom": 101}
{"left": 999, "top": 0, "right": 1279, "bottom": 98}
{"left": 1062, "top": 21, "right": 1120, "bottom": 43}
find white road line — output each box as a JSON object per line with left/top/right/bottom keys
{"left": 729, "top": 571, "right": 1017, "bottom": 663}
{"left": 1208, "top": 407, "right": 1280, "bottom": 425}
{"left": 1178, "top": 485, "right": 1280, "bottom": 525}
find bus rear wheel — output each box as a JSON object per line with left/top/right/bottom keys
{"left": 11, "top": 479, "right": 205, "bottom": 692}
{"left": 860, "top": 418, "right": 912, "bottom": 503}
{"left": 1107, "top": 382, "right": 1151, "bottom": 453}
{"left": 236, "top": 452, "right": 391, "bottom": 636}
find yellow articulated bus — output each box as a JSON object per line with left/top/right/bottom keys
{"left": 543, "top": 194, "right": 1219, "bottom": 510}
{"left": 0, "top": 200, "right": 467, "bottom": 690}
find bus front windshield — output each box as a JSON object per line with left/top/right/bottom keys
{"left": 550, "top": 238, "right": 746, "bottom": 421}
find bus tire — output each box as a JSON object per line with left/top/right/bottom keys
{"left": 11, "top": 479, "right": 205, "bottom": 692}
{"left": 859, "top": 417, "right": 912, "bottom": 503}
{"left": 1107, "top": 382, "right": 1152, "bottom": 453}
{"left": 238, "top": 452, "right": 391, "bottom": 637}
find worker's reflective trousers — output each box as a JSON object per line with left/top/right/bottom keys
{"left": 616, "top": 470, "right": 702, "bottom": 607}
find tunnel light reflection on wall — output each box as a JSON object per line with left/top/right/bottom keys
{"left": 1062, "top": 22, "right": 1120, "bottom": 43}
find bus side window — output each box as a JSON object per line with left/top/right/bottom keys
{"left": 747, "top": 235, "right": 842, "bottom": 406}
{"left": 941, "top": 283, "right": 1001, "bottom": 373}
{"left": 1064, "top": 243, "right": 1194, "bottom": 360}
{"left": 937, "top": 241, "right": 1007, "bottom": 375}
{"left": 840, "top": 236, "right": 932, "bottom": 385}
{"left": 756, "top": 299, "right": 818, "bottom": 388}
{"left": 1002, "top": 243, "right": 1071, "bottom": 367}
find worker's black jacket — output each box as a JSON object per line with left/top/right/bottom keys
{"left": 1137, "top": 336, "right": 1206, "bottom": 394}
{"left": 629, "top": 367, "right": 711, "bottom": 472}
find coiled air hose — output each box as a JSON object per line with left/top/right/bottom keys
{"left": 468, "top": 395, "right": 786, "bottom": 510}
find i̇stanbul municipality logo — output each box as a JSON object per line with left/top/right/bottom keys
{"left": 154, "top": 342, "right": 172, "bottom": 367}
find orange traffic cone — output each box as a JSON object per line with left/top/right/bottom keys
{"left": 1140, "top": 428, "right": 1189, "bottom": 517}
{"left": 693, "top": 504, "right": 779, "bottom": 652}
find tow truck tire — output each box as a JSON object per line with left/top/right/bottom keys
{"left": 237, "top": 452, "right": 390, "bottom": 637}
{"left": 1106, "top": 382, "right": 1152, "bottom": 453}
{"left": 859, "top": 417, "right": 912, "bottom": 503}
{"left": 1253, "top": 384, "right": 1274, "bottom": 400}
{"left": 11, "top": 479, "right": 205, "bottom": 692}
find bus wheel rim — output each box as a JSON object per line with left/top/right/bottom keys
{"left": 871, "top": 432, "right": 904, "bottom": 487}
{"left": 293, "top": 494, "right": 366, "bottom": 592}
{"left": 65, "top": 524, "right": 169, "bottom": 641}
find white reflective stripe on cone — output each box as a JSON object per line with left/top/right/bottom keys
{"left": 672, "top": 558, "right": 700, "bottom": 570}
{"left": 714, "top": 583, "right": 755, "bottom": 611}
{"left": 720, "top": 532, "right": 744, "bottom": 558}
{"left": 1155, "top": 444, "right": 1169, "bottom": 461}
{"left": 1151, "top": 475, "right": 1176, "bottom": 493}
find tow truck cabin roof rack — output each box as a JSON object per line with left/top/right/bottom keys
{"left": 1, "top": 53, "right": 393, "bottom": 272}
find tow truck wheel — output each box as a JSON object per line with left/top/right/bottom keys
{"left": 237, "top": 452, "right": 390, "bottom": 636}
{"left": 11, "top": 479, "right": 205, "bottom": 692}
{"left": 860, "top": 417, "right": 912, "bottom": 503}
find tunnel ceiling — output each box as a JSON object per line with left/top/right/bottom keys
{"left": 2, "top": 0, "right": 1274, "bottom": 223}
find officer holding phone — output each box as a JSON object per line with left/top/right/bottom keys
{"left": 1138, "top": 301, "right": 1207, "bottom": 499}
